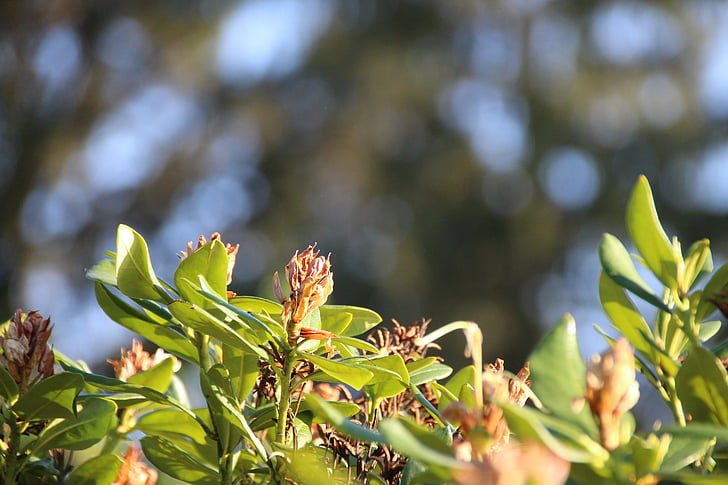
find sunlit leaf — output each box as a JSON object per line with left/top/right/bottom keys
{"left": 33, "top": 397, "right": 117, "bottom": 453}
{"left": 626, "top": 175, "right": 677, "bottom": 288}
{"left": 135, "top": 408, "right": 210, "bottom": 445}
{"left": 127, "top": 356, "right": 177, "bottom": 393}
{"left": 58, "top": 363, "right": 208, "bottom": 432}
{"left": 303, "top": 352, "right": 374, "bottom": 390}
{"left": 0, "top": 365, "right": 18, "bottom": 404}
{"left": 13, "top": 372, "right": 84, "bottom": 421}
{"left": 175, "top": 239, "right": 229, "bottom": 308}
{"left": 65, "top": 454, "right": 123, "bottom": 485}
{"left": 696, "top": 262, "right": 728, "bottom": 322}
{"left": 598, "top": 272, "right": 655, "bottom": 359}
{"left": 95, "top": 283, "right": 198, "bottom": 364}
{"left": 378, "top": 418, "right": 460, "bottom": 468}
{"left": 115, "top": 224, "right": 162, "bottom": 300}
{"left": 675, "top": 346, "right": 728, "bottom": 425}
{"left": 684, "top": 239, "right": 713, "bottom": 291}
{"left": 320, "top": 305, "right": 382, "bottom": 337}
{"left": 529, "top": 314, "right": 598, "bottom": 437}
{"left": 305, "top": 395, "right": 383, "bottom": 443}
{"left": 698, "top": 320, "right": 722, "bottom": 343}
{"left": 599, "top": 233, "right": 671, "bottom": 312}
{"left": 229, "top": 296, "right": 283, "bottom": 314}
{"left": 142, "top": 436, "right": 220, "bottom": 485}
{"left": 500, "top": 403, "right": 603, "bottom": 463}
{"left": 167, "top": 300, "right": 267, "bottom": 359}
{"left": 408, "top": 362, "right": 453, "bottom": 386}
{"left": 85, "top": 258, "right": 117, "bottom": 287}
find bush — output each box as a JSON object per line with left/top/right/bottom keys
{"left": 1, "top": 175, "right": 728, "bottom": 484}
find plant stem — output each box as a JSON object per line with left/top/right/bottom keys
{"left": 276, "top": 350, "right": 297, "bottom": 445}
{"left": 3, "top": 414, "right": 20, "bottom": 485}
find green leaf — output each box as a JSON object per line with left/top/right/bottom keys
{"left": 58, "top": 363, "right": 208, "bottom": 433}
{"left": 361, "top": 354, "right": 410, "bottom": 399}
{"left": 599, "top": 233, "right": 671, "bottom": 312}
{"left": 229, "top": 296, "right": 283, "bottom": 314}
{"left": 661, "top": 422, "right": 728, "bottom": 444}
{"left": 656, "top": 473, "right": 728, "bottom": 485}
{"left": 500, "top": 403, "right": 604, "bottom": 463}
{"left": 0, "top": 365, "right": 18, "bottom": 403}
{"left": 378, "top": 418, "right": 460, "bottom": 468}
{"left": 318, "top": 307, "right": 354, "bottom": 335}
{"left": 660, "top": 434, "right": 713, "bottom": 472}
{"left": 202, "top": 365, "right": 268, "bottom": 460}
{"left": 299, "top": 397, "right": 361, "bottom": 422}
{"left": 142, "top": 435, "right": 220, "bottom": 485}
{"left": 529, "top": 314, "right": 598, "bottom": 437}
{"left": 598, "top": 271, "right": 655, "bottom": 360}
{"left": 626, "top": 175, "right": 677, "bottom": 288}
{"left": 127, "top": 356, "right": 176, "bottom": 393}
{"left": 696, "top": 262, "right": 728, "bottom": 322}
{"left": 698, "top": 320, "right": 722, "bottom": 343}
{"left": 221, "top": 343, "right": 259, "bottom": 402}
{"left": 175, "top": 239, "right": 229, "bottom": 308}
{"left": 675, "top": 346, "right": 728, "bottom": 425}
{"left": 684, "top": 239, "right": 713, "bottom": 291}
{"left": 135, "top": 408, "right": 210, "bottom": 444}
{"left": 440, "top": 366, "right": 474, "bottom": 411}
{"left": 85, "top": 258, "right": 117, "bottom": 287}
{"left": 65, "top": 454, "right": 123, "bottom": 485}
{"left": 303, "top": 352, "right": 374, "bottom": 390}
{"left": 167, "top": 300, "right": 267, "bottom": 359}
{"left": 95, "top": 283, "right": 198, "bottom": 364}
{"left": 13, "top": 372, "right": 84, "bottom": 421}
{"left": 115, "top": 224, "right": 162, "bottom": 300}
{"left": 305, "top": 395, "right": 383, "bottom": 443}
{"left": 409, "top": 362, "right": 453, "bottom": 386}
{"left": 190, "top": 282, "right": 281, "bottom": 342}
{"left": 320, "top": 305, "right": 382, "bottom": 336}
{"left": 33, "top": 397, "right": 117, "bottom": 453}
{"left": 329, "top": 335, "right": 379, "bottom": 354}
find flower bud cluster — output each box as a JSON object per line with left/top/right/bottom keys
{"left": 0, "top": 309, "right": 54, "bottom": 394}
{"left": 273, "top": 244, "right": 333, "bottom": 345}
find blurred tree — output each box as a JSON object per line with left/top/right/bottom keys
{"left": 1, "top": 0, "right": 727, "bottom": 367}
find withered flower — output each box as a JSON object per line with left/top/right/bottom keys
{"left": 443, "top": 359, "right": 530, "bottom": 458}
{"left": 112, "top": 443, "right": 158, "bottom": 485}
{"left": 585, "top": 338, "right": 640, "bottom": 450}
{"left": 453, "top": 440, "right": 569, "bottom": 485}
{"left": 275, "top": 244, "right": 334, "bottom": 346}
{"left": 179, "top": 232, "right": 240, "bottom": 286}
{"left": 0, "top": 309, "right": 54, "bottom": 394}
{"left": 108, "top": 340, "right": 180, "bottom": 382}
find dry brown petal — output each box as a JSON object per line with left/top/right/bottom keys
{"left": 112, "top": 443, "right": 158, "bottom": 485}
{"left": 278, "top": 244, "right": 334, "bottom": 345}
{"left": 108, "top": 340, "right": 180, "bottom": 381}
{"left": 585, "top": 338, "right": 639, "bottom": 450}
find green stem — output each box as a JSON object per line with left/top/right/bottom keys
{"left": 665, "top": 377, "right": 686, "bottom": 427}
{"left": 3, "top": 414, "right": 20, "bottom": 485}
{"left": 275, "top": 351, "right": 297, "bottom": 445}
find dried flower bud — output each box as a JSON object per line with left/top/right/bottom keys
{"left": 112, "top": 443, "right": 158, "bottom": 485}
{"left": 444, "top": 359, "right": 530, "bottom": 458}
{"left": 179, "top": 232, "right": 239, "bottom": 285}
{"left": 585, "top": 338, "right": 639, "bottom": 450}
{"left": 278, "top": 244, "right": 334, "bottom": 346}
{"left": 453, "top": 441, "right": 569, "bottom": 485}
{"left": 0, "top": 309, "right": 55, "bottom": 394}
{"left": 108, "top": 340, "right": 180, "bottom": 381}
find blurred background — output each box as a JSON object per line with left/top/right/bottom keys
{"left": 2, "top": 0, "right": 728, "bottom": 382}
